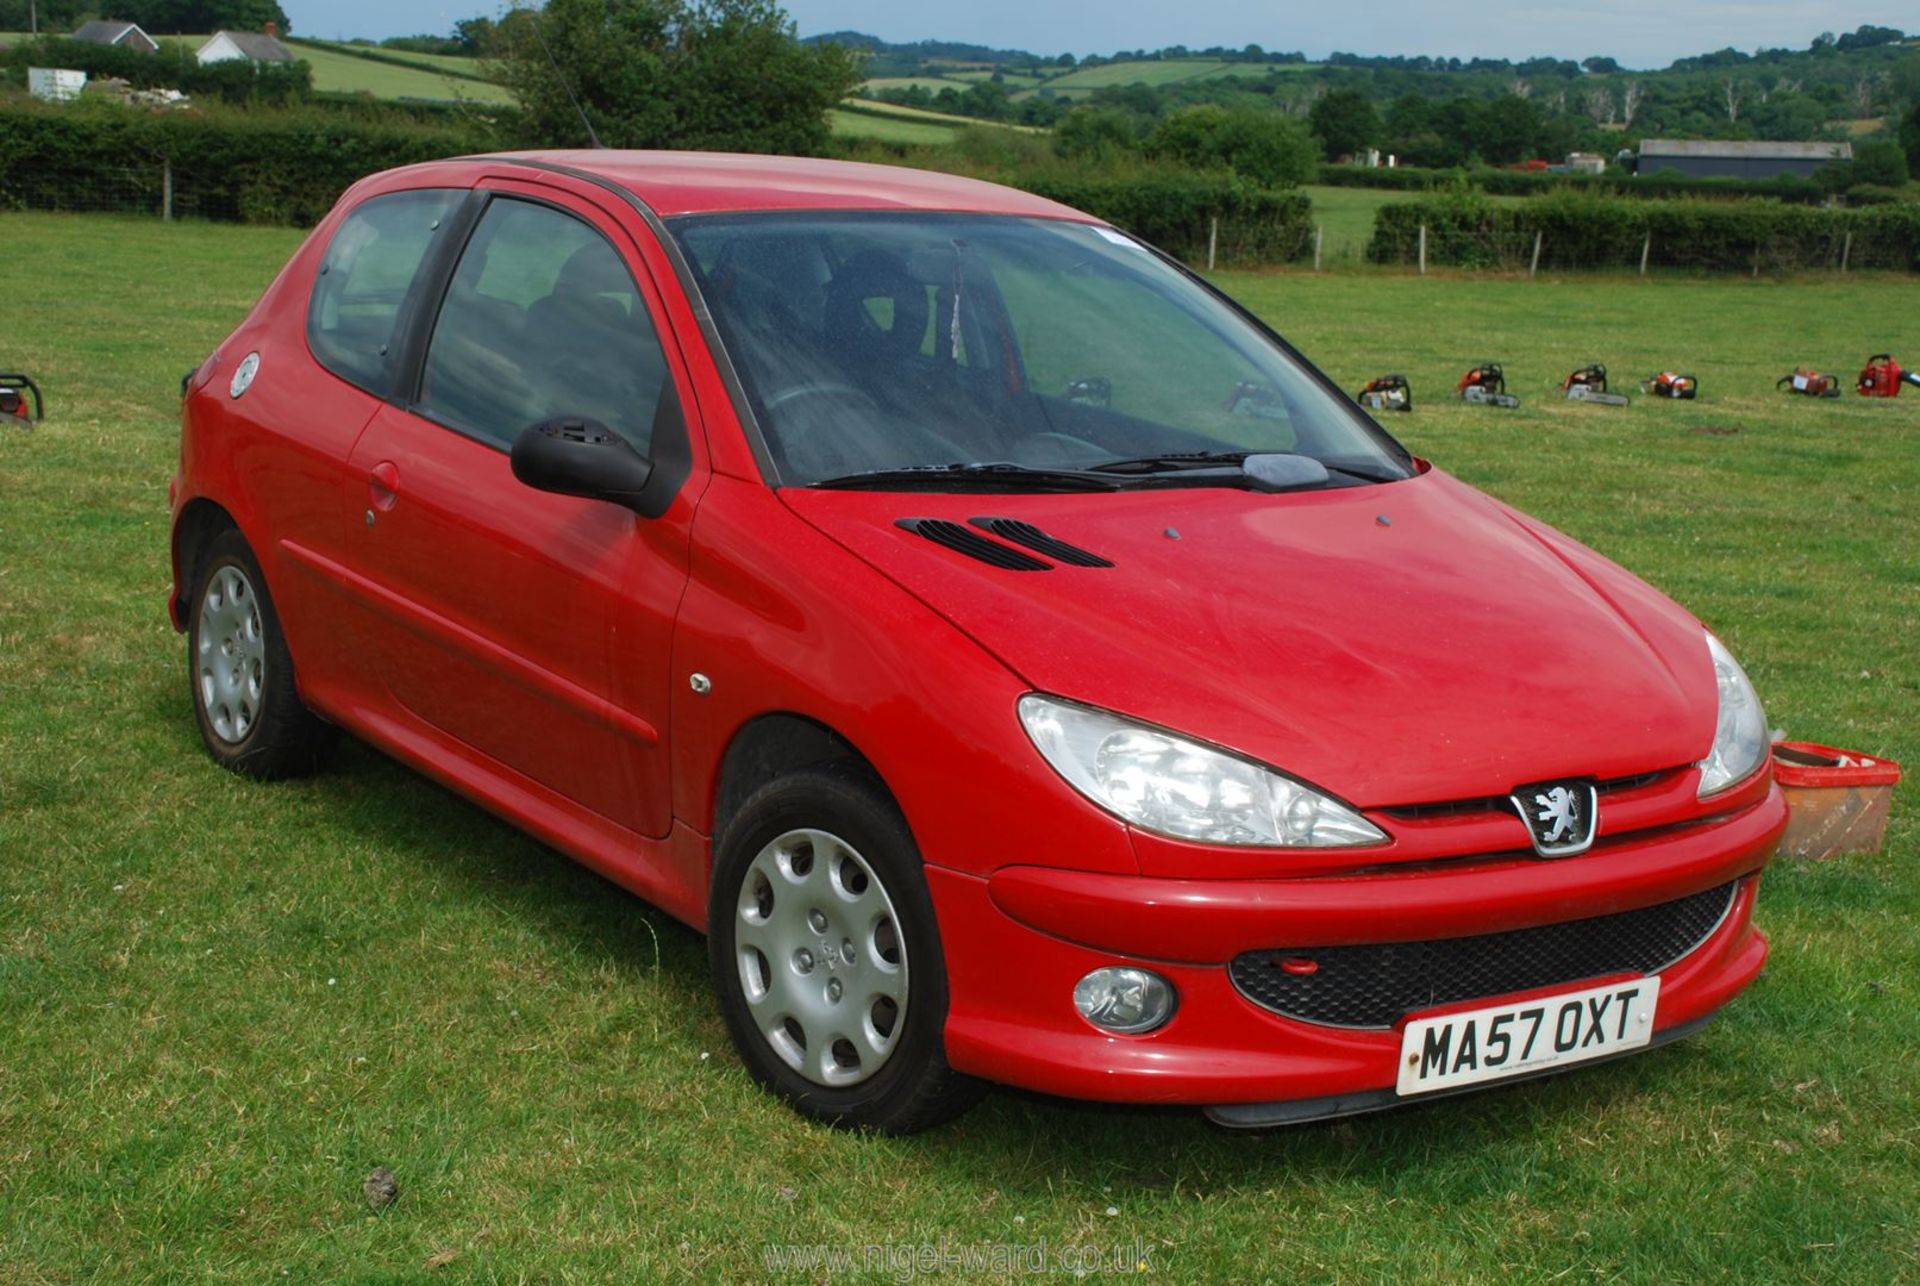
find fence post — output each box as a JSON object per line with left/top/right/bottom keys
{"left": 162, "top": 159, "right": 173, "bottom": 223}
{"left": 1207, "top": 217, "right": 1218, "bottom": 272}
{"left": 1639, "top": 230, "right": 1651, "bottom": 277}
{"left": 1418, "top": 224, "right": 1427, "bottom": 276}
{"left": 1529, "top": 230, "right": 1543, "bottom": 279}
{"left": 1313, "top": 223, "right": 1323, "bottom": 272}
{"left": 1840, "top": 231, "right": 1852, "bottom": 274}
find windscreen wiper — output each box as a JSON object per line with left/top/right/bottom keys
{"left": 810, "top": 462, "right": 1125, "bottom": 492}
{"left": 1086, "top": 450, "right": 1252, "bottom": 475}
{"left": 1091, "top": 451, "right": 1409, "bottom": 487}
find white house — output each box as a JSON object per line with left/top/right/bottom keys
{"left": 195, "top": 25, "right": 295, "bottom": 66}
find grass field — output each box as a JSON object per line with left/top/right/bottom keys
{"left": 145, "top": 35, "right": 515, "bottom": 105}
{"left": 829, "top": 106, "right": 963, "bottom": 145}
{"left": 2, "top": 211, "right": 1917, "bottom": 1281}
{"left": 1302, "top": 184, "right": 1526, "bottom": 263}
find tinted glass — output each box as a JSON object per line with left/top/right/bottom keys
{"left": 308, "top": 188, "right": 462, "bottom": 398}
{"left": 419, "top": 198, "right": 669, "bottom": 453}
{"left": 672, "top": 212, "right": 1412, "bottom": 485}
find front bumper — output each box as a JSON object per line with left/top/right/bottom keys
{"left": 927, "top": 782, "right": 1784, "bottom": 1111}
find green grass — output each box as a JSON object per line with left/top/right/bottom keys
{"left": 288, "top": 42, "right": 515, "bottom": 105}
{"left": 151, "top": 33, "right": 515, "bottom": 105}
{"left": 2, "top": 211, "right": 1917, "bottom": 1281}
{"left": 861, "top": 75, "right": 973, "bottom": 94}
{"left": 1303, "top": 183, "right": 1525, "bottom": 263}
{"left": 829, "top": 106, "right": 964, "bottom": 145}
{"left": 1042, "top": 58, "right": 1235, "bottom": 90}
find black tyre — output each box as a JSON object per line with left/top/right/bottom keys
{"left": 709, "top": 763, "right": 983, "bottom": 1133}
{"left": 186, "top": 528, "right": 335, "bottom": 779}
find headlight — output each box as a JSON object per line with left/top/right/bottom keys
{"left": 1017, "top": 694, "right": 1386, "bottom": 847}
{"left": 1697, "top": 631, "right": 1768, "bottom": 798}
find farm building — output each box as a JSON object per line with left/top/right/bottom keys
{"left": 1637, "top": 139, "right": 1852, "bottom": 180}
{"left": 196, "top": 25, "right": 294, "bottom": 66}
{"left": 69, "top": 20, "right": 159, "bottom": 53}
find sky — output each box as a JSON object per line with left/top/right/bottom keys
{"left": 283, "top": 1, "right": 1914, "bottom": 68}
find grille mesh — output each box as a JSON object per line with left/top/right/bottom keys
{"left": 1229, "top": 881, "right": 1737, "bottom": 1029}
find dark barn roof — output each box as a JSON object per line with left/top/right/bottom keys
{"left": 1637, "top": 139, "right": 1852, "bottom": 181}
{"left": 70, "top": 20, "right": 158, "bottom": 52}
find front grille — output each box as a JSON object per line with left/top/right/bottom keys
{"left": 1229, "top": 880, "right": 1738, "bottom": 1029}
{"left": 1381, "top": 769, "right": 1674, "bottom": 823}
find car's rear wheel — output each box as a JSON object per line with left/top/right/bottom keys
{"left": 709, "top": 764, "right": 982, "bottom": 1132}
{"left": 187, "top": 528, "right": 335, "bottom": 779}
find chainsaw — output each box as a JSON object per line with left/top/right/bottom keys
{"left": 1857, "top": 354, "right": 1920, "bottom": 398}
{"left": 1, "top": 372, "right": 42, "bottom": 430}
{"left": 1777, "top": 369, "right": 1842, "bottom": 398}
{"left": 1356, "top": 374, "right": 1412, "bottom": 413}
{"left": 1639, "top": 371, "right": 1698, "bottom": 400}
{"left": 1458, "top": 362, "right": 1519, "bottom": 409}
{"left": 1562, "top": 363, "right": 1630, "bottom": 406}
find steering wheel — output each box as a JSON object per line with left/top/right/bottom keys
{"left": 762, "top": 381, "right": 970, "bottom": 478}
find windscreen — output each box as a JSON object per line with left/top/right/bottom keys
{"left": 671, "top": 212, "right": 1412, "bottom": 487}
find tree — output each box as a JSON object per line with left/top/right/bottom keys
{"left": 118, "top": 0, "right": 291, "bottom": 32}
{"left": 1146, "top": 105, "right": 1318, "bottom": 186}
{"left": 1308, "top": 88, "right": 1381, "bottom": 160}
{"left": 496, "top": 0, "right": 859, "bottom": 155}
{"left": 1053, "top": 107, "right": 1143, "bottom": 161}
{"left": 1903, "top": 103, "right": 1920, "bottom": 174}
{"left": 1852, "top": 137, "right": 1910, "bottom": 187}
{"left": 1480, "top": 94, "right": 1540, "bottom": 163}
{"left": 1582, "top": 55, "right": 1622, "bottom": 75}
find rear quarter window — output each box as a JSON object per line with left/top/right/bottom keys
{"left": 307, "top": 188, "right": 464, "bottom": 399}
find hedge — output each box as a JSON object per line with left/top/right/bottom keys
{"left": 2, "top": 37, "right": 313, "bottom": 106}
{"left": 1317, "top": 162, "right": 1852, "bottom": 206}
{"left": 0, "top": 102, "right": 1315, "bottom": 264}
{"left": 1006, "top": 173, "right": 1314, "bottom": 265}
{"left": 1365, "top": 191, "right": 1920, "bottom": 273}
{"left": 0, "top": 101, "right": 496, "bottom": 225}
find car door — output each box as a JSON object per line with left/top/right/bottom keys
{"left": 340, "top": 180, "right": 702, "bottom": 839}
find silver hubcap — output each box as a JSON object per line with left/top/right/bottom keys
{"left": 196, "top": 565, "right": 265, "bottom": 745}
{"left": 735, "top": 828, "right": 908, "bottom": 1088}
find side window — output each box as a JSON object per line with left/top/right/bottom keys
{"left": 418, "top": 198, "right": 670, "bottom": 454}
{"left": 308, "top": 188, "right": 463, "bottom": 398}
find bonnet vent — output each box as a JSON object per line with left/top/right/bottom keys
{"left": 969, "top": 517, "right": 1113, "bottom": 568}
{"left": 894, "top": 518, "right": 1051, "bottom": 571}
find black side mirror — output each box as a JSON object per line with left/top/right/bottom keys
{"left": 510, "top": 416, "right": 654, "bottom": 509}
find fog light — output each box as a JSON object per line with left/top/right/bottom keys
{"left": 1073, "top": 967, "right": 1175, "bottom": 1034}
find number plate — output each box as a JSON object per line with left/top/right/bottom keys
{"left": 1396, "top": 977, "right": 1660, "bottom": 1097}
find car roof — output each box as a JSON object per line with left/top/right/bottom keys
{"left": 471, "top": 150, "right": 1099, "bottom": 222}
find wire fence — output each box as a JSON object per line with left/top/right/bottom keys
{"left": 6, "top": 162, "right": 1916, "bottom": 279}
{"left": 0, "top": 160, "right": 252, "bottom": 222}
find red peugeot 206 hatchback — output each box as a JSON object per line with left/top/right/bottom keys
{"left": 170, "top": 152, "right": 1784, "bottom": 1132}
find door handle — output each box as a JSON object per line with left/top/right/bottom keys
{"left": 368, "top": 460, "right": 400, "bottom": 513}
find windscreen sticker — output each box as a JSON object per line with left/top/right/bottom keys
{"left": 1091, "top": 226, "right": 1140, "bottom": 249}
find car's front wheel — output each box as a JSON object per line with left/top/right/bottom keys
{"left": 187, "top": 528, "right": 335, "bottom": 779}
{"left": 709, "top": 764, "right": 982, "bottom": 1132}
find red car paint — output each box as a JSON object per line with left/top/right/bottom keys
{"left": 170, "top": 152, "right": 1780, "bottom": 1117}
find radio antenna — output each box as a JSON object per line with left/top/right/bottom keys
{"left": 532, "top": 15, "right": 605, "bottom": 149}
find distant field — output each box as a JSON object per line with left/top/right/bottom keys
{"left": 319, "top": 43, "right": 498, "bottom": 80}
{"left": 829, "top": 106, "right": 962, "bottom": 144}
{"left": 861, "top": 75, "right": 970, "bottom": 94}
{"left": 1303, "top": 183, "right": 1526, "bottom": 262}
{"left": 1042, "top": 58, "right": 1238, "bottom": 90}
{"left": 143, "top": 34, "right": 515, "bottom": 104}
{"left": 290, "top": 41, "right": 515, "bottom": 104}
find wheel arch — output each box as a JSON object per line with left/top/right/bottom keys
{"left": 169, "top": 497, "right": 240, "bottom": 631}
{"left": 709, "top": 712, "right": 895, "bottom": 857}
